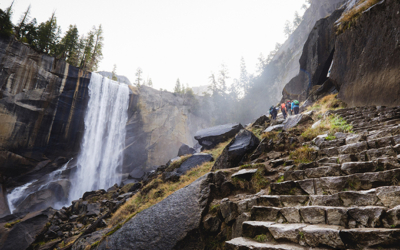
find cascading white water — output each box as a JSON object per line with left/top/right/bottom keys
{"left": 69, "top": 73, "right": 130, "bottom": 202}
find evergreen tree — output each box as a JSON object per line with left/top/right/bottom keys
{"left": 80, "top": 30, "right": 95, "bottom": 70}
{"left": 218, "top": 63, "right": 229, "bottom": 93}
{"left": 36, "top": 12, "right": 60, "bottom": 55}
{"left": 207, "top": 73, "right": 218, "bottom": 95}
{"left": 256, "top": 53, "right": 267, "bottom": 75}
{"left": 284, "top": 20, "right": 292, "bottom": 37}
{"left": 112, "top": 64, "right": 118, "bottom": 81}
{"left": 14, "top": 4, "right": 31, "bottom": 40}
{"left": 148, "top": 78, "right": 153, "bottom": 87}
{"left": 293, "top": 11, "right": 302, "bottom": 28}
{"left": 19, "top": 18, "right": 37, "bottom": 45}
{"left": 174, "top": 78, "right": 182, "bottom": 93}
{"left": 239, "top": 57, "right": 249, "bottom": 95}
{"left": 87, "top": 25, "right": 103, "bottom": 71}
{"left": 59, "top": 25, "right": 79, "bottom": 64}
{"left": 0, "top": 2, "right": 14, "bottom": 37}
{"left": 135, "top": 67, "right": 143, "bottom": 86}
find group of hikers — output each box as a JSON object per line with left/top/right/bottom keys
{"left": 269, "top": 100, "right": 300, "bottom": 120}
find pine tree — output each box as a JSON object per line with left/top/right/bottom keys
{"left": 239, "top": 57, "right": 249, "bottom": 95}
{"left": 293, "top": 11, "right": 302, "bottom": 28}
{"left": 174, "top": 78, "right": 182, "bottom": 93}
{"left": 111, "top": 64, "right": 118, "bottom": 81}
{"left": 256, "top": 53, "right": 267, "bottom": 75}
{"left": 148, "top": 78, "right": 153, "bottom": 87}
{"left": 284, "top": 20, "right": 292, "bottom": 37}
{"left": 208, "top": 73, "right": 218, "bottom": 95}
{"left": 14, "top": 4, "right": 31, "bottom": 40}
{"left": 0, "top": 2, "right": 14, "bottom": 37}
{"left": 59, "top": 25, "right": 79, "bottom": 64}
{"left": 80, "top": 30, "right": 95, "bottom": 70}
{"left": 87, "top": 25, "right": 103, "bottom": 71}
{"left": 135, "top": 68, "right": 143, "bottom": 86}
{"left": 36, "top": 12, "right": 60, "bottom": 55}
{"left": 218, "top": 63, "right": 229, "bottom": 93}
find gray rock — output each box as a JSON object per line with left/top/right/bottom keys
{"left": 339, "top": 190, "right": 379, "bottom": 207}
{"left": 252, "top": 115, "right": 270, "bottom": 127}
{"left": 251, "top": 206, "right": 280, "bottom": 221}
{"left": 264, "top": 124, "right": 284, "bottom": 133}
{"left": 280, "top": 207, "right": 301, "bottom": 223}
{"left": 98, "top": 172, "right": 226, "bottom": 250}
{"left": 232, "top": 213, "right": 250, "bottom": 238}
{"left": 0, "top": 207, "right": 55, "bottom": 250}
{"left": 348, "top": 206, "right": 386, "bottom": 228}
{"left": 340, "top": 228, "right": 400, "bottom": 249}
{"left": 177, "top": 143, "right": 196, "bottom": 157}
{"left": 231, "top": 169, "right": 258, "bottom": 179}
{"left": 341, "top": 161, "right": 376, "bottom": 175}
{"left": 326, "top": 207, "right": 348, "bottom": 226}
{"left": 299, "top": 206, "right": 326, "bottom": 224}
{"left": 338, "top": 142, "right": 368, "bottom": 155}
{"left": 282, "top": 114, "right": 313, "bottom": 131}
{"left": 213, "top": 129, "right": 260, "bottom": 170}
{"left": 194, "top": 123, "right": 243, "bottom": 150}
{"left": 303, "top": 225, "right": 344, "bottom": 249}
{"left": 128, "top": 168, "right": 145, "bottom": 180}
{"left": 268, "top": 223, "right": 307, "bottom": 243}
{"left": 177, "top": 153, "right": 213, "bottom": 174}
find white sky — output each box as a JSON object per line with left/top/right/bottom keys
{"left": 2, "top": 0, "right": 306, "bottom": 91}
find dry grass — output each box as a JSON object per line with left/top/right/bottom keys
{"left": 307, "top": 94, "right": 346, "bottom": 116}
{"left": 108, "top": 140, "right": 231, "bottom": 227}
{"left": 289, "top": 146, "right": 316, "bottom": 164}
{"left": 337, "top": 0, "right": 381, "bottom": 33}
{"left": 261, "top": 131, "right": 281, "bottom": 141}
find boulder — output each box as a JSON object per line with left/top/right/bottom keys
{"left": 283, "top": 113, "right": 313, "bottom": 131}
{"left": 212, "top": 129, "right": 260, "bottom": 170}
{"left": 231, "top": 169, "right": 258, "bottom": 180}
{"left": 97, "top": 172, "right": 227, "bottom": 250}
{"left": 252, "top": 115, "right": 270, "bottom": 127}
{"left": 14, "top": 180, "right": 71, "bottom": 213}
{"left": 194, "top": 123, "right": 243, "bottom": 150}
{"left": 177, "top": 143, "right": 196, "bottom": 156}
{"left": 250, "top": 138, "right": 274, "bottom": 160}
{"left": 264, "top": 124, "right": 284, "bottom": 133}
{"left": 128, "top": 168, "right": 145, "bottom": 180}
{"left": 0, "top": 207, "right": 55, "bottom": 250}
{"left": 164, "top": 153, "right": 213, "bottom": 182}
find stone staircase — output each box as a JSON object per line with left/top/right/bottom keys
{"left": 225, "top": 106, "right": 400, "bottom": 249}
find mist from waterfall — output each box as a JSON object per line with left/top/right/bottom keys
{"left": 69, "top": 73, "right": 130, "bottom": 202}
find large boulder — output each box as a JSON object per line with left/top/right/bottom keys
{"left": 0, "top": 183, "right": 10, "bottom": 217}
{"left": 283, "top": 113, "right": 313, "bottom": 131}
{"left": 164, "top": 153, "right": 213, "bottom": 182}
{"left": 177, "top": 143, "right": 196, "bottom": 156}
{"left": 194, "top": 123, "right": 243, "bottom": 150}
{"left": 252, "top": 115, "right": 270, "bottom": 127}
{"left": 0, "top": 207, "right": 55, "bottom": 250}
{"left": 14, "top": 180, "right": 71, "bottom": 213}
{"left": 213, "top": 129, "right": 260, "bottom": 170}
{"left": 281, "top": 7, "right": 345, "bottom": 102}
{"left": 97, "top": 172, "right": 227, "bottom": 250}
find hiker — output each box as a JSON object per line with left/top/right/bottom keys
{"left": 280, "top": 102, "right": 287, "bottom": 119}
{"left": 292, "top": 100, "right": 300, "bottom": 115}
{"left": 269, "top": 106, "right": 277, "bottom": 120}
{"left": 286, "top": 100, "right": 292, "bottom": 116}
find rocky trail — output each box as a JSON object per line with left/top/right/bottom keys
{"left": 225, "top": 106, "right": 400, "bottom": 249}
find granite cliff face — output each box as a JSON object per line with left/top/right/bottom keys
{"left": 0, "top": 36, "right": 91, "bottom": 181}
{"left": 124, "top": 87, "right": 209, "bottom": 172}
{"left": 330, "top": 0, "right": 400, "bottom": 107}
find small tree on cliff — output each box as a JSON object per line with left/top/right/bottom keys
{"left": 14, "top": 4, "right": 31, "bottom": 40}
{"left": 174, "top": 78, "right": 182, "bottom": 94}
{"left": 36, "top": 12, "right": 61, "bottom": 55}
{"left": 0, "top": 2, "right": 14, "bottom": 37}
{"left": 135, "top": 68, "right": 143, "bottom": 86}
{"left": 112, "top": 64, "right": 118, "bottom": 81}
{"left": 87, "top": 25, "right": 104, "bottom": 71}
{"left": 59, "top": 24, "right": 79, "bottom": 63}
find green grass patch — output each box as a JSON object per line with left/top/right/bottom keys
{"left": 276, "top": 176, "right": 285, "bottom": 183}
{"left": 4, "top": 219, "right": 20, "bottom": 228}
{"left": 289, "top": 146, "right": 315, "bottom": 164}
{"left": 165, "top": 155, "right": 192, "bottom": 172}
{"left": 254, "top": 234, "right": 268, "bottom": 243}
{"left": 301, "top": 115, "right": 352, "bottom": 141}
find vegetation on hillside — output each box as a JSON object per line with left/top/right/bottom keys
{"left": 0, "top": 3, "right": 103, "bottom": 71}
{"left": 336, "top": 0, "right": 381, "bottom": 34}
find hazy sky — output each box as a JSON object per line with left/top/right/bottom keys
{"left": 2, "top": 0, "right": 306, "bottom": 91}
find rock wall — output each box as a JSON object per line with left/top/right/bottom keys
{"left": 124, "top": 87, "right": 209, "bottom": 172}
{"left": 0, "top": 36, "right": 91, "bottom": 180}
{"left": 281, "top": 8, "right": 345, "bottom": 101}
{"left": 248, "top": 0, "right": 347, "bottom": 117}
{"left": 330, "top": 0, "right": 400, "bottom": 107}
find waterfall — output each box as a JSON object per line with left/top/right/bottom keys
{"left": 69, "top": 73, "right": 130, "bottom": 202}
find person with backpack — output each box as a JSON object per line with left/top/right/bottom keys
{"left": 286, "top": 100, "right": 292, "bottom": 116}
{"left": 280, "top": 102, "right": 287, "bottom": 119}
{"left": 292, "top": 100, "right": 300, "bottom": 114}
{"left": 269, "top": 106, "right": 277, "bottom": 120}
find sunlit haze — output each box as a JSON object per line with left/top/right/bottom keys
{"left": 2, "top": 0, "right": 306, "bottom": 91}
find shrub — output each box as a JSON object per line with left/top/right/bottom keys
{"left": 290, "top": 146, "right": 315, "bottom": 164}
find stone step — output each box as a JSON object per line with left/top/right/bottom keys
{"left": 285, "top": 160, "right": 400, "bottom": 181}
{"left": 246, "top": 186, "right": 400, "bottom": 209}
{"left": 225, "top": 237, "right": 307, "bottom": 250}
{"left": 271, "top": 168, "right": 400, "bottom": 196}
{"left": 250, "top": 206, "right": 389, "bottom": 228}
{"left": 239, "top": 221, "right": 400, "bottom": 249}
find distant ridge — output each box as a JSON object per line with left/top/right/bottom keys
{"left": 97, "top": 71, "right": 132, "bottom": 85}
